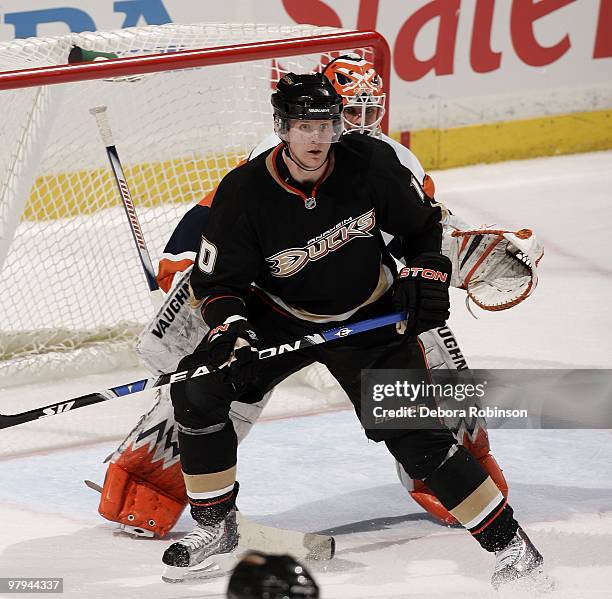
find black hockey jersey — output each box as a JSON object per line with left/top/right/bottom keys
{"left": 191, "top": 134, "right": 442, "bottom": 321}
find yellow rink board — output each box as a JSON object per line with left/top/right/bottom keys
{"left": 23, "top": 153, "right": 244, "bottom": 221}
{"left": 392, "top": 109, "right": 612, "bottom": 171}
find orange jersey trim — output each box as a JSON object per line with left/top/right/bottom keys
{"left": 157, "top": 257, "right": 194, "bottom": 293}
{"left": 422, "top": 173, "right": 436, "bottom": 199}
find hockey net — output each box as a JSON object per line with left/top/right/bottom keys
{"left": 0, "top": 23, "right": 389, "bottom": 454}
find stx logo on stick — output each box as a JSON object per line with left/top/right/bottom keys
{"left": 41, "top": 401, "right": 76, "bottom": 417}
{"left": 266, "top": 209, "right": 376, "bottom": 277}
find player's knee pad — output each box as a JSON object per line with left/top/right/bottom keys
{"left": 230, "top": 393, "right": 271, "bottom": 442}
{"left": 170, "top": 355, "right": 234, "bottom": 429}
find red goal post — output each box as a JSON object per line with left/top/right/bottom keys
{"left": 0, "top": 31, "right": 390, "bottom": 133}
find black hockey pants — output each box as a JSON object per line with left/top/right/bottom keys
{"left": 171, "top": 289, "right": 456, "bottom": 480}
{"left": 171, "top": 289, "right": 519, "bottom": 552}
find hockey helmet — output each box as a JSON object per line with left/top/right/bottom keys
{"left": 322, "top": 53, "right": 386, "bottom": 136}
{"left": 272, "top": 72, "right": 344, "bottom": 143}
{"left": 226, "top": 551, "right": 320, "bottom": 599}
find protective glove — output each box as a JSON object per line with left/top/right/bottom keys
{"left": 393, "top": 252, "right": 452, "bottom": 336}
{"left": 206, "top": 316, "right": 259, "bottom": 385}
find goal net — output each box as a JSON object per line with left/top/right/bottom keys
{"left": 0, "top": 23, "right": 388, "bottom": 454}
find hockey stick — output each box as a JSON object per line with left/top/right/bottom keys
{"left": 90, "top": 105, "right": 163, "bottom": 310}
{"left": 85, "top": 481, "right": 333, "bottom": 560}
{"left": 0, "top": 311, "right": 406, "bottom": 430}
{"left": 83, "top": 480, "right": 334, "bottom": 559}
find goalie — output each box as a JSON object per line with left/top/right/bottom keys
{"left": 95, "top": 55, "right": 543, "bottom": 541}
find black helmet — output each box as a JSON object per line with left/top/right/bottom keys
{"left": 272, "top": 72, "right": 343, "bottom": 119}
{"left": 226, "top": 552, "right": 320, "bottom": 599}
{"left": 272, "top": 73, "right": 344, "bottom": 142}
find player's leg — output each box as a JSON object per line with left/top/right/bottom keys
{"left": 161, "top": 350, "right": 241, "bottom": 581}
{"left": 320, "top": 298, "right": 545, "bottom": 588}
{"left": 399, "top": 326, "right": 508, "bottom": 525}
{"left": 162, "top": 299, "right": 314, "bottom": 581}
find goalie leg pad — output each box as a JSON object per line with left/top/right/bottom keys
{"left": 98, "top": 462, "right": 186, "bottom": 538}
{"left": 97, "top": 388, "right": 187, "bottom": 537}
{"left": 97, "top": 384, "right": 271, "bottom": 538}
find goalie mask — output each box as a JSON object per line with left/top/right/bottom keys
{"left": 271, "top": 72, "right": 344, "bottom": 143}
{"left": 443, "top": 223, "right": 544, "bottom": 312}
{"left": 227, "top": 551, "right": 319, "bottom": 599}
{"left": 322, "top": 53, "right": 386, "bottom": 136}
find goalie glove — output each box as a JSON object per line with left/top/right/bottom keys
{"left": 393, "top": 253, "right": 452, "bottom": 336}
{"left": 443, "top": 225, "right": 544, "bottom": 311}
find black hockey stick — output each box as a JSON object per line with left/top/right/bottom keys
{"left": 0, "top": 311, "right": 406, "bottom": 429}
{"left": 90, "top": 105, "right": 164, "bottom": 310}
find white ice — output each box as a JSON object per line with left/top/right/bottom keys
{"left": 1, "top": 150, "right": 612, "bottom": 598}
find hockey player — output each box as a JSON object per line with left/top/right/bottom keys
{"left": 97, "top": 55, "right": 521, "bottom": 541}
{"left": 159, "top": 73, "right": 546, "bottom": 589}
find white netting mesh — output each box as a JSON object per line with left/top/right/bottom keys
{"left": 0, "top": 23, "right": 375, "bottom": 392}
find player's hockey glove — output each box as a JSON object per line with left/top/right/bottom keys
{"left": 393, "top": 252, "right": 452, "bottom": 336}
{"left": 202, "top": 296, "right": 259, "bottom": 386}
{"left": 206, "top": 316, "right": 259, "bottom": 385}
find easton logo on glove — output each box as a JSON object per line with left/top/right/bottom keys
{"left": 398, "top": 267, "right": 448, "bottom": 283}
{"left": 393, "top": 252, "right": 452, "bottom": 336}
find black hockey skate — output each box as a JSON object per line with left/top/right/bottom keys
{"left": 492, "top": 526, "right": 552, "bottom": 591}
{"left": 162, "top": 508, "right": 239, "bottom": 583}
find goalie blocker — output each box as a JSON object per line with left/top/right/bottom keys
{"left": 94, "top": 211, "right": 545, "bottom": 537}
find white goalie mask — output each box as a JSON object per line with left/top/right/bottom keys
{"left": 322, "top": 53, "right": 386, "bottom": 136}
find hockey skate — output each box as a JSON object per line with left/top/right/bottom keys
{"left": 161, "top": 508, "right": 239, "bottom": 583}
{"left": 492, "top": 526, "right": 552, "bottom": 591}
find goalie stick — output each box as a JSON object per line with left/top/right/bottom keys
{"left": 90, "top": 105, "right": 163, "bottom": 310}
{"left": 0, "top": 310, "right": 406, "bottom": 429}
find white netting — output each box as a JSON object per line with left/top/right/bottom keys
{"left": 0, "top": 23, "right": 376, "bottom": 392}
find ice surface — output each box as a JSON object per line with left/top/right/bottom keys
{"left": 1, "top": 151, "right": 611, "bottom": 598}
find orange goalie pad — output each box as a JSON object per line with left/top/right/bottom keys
{"left": 98, "top": 462, "right": 187, "bottom": 538}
